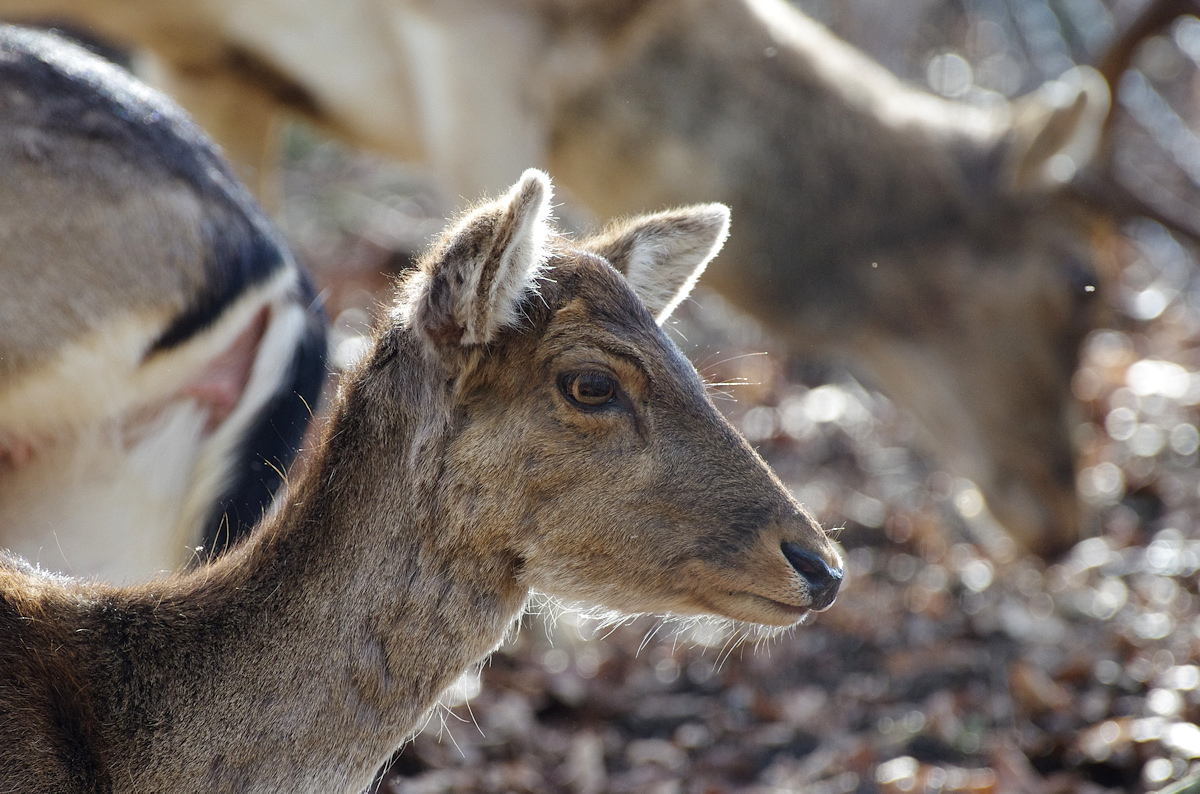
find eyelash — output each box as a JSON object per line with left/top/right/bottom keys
{"left": 558, "top": 371, "right": 619, "bottom": 410}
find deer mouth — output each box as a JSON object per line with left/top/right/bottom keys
{"left": 700, "top": 590, "right": 812, "bottom": 626}
{"left": 747, "top": 593, "right": 811, "bottom": 620}
{"left": 682, "top": 560, "right": 822, "bottom": 625}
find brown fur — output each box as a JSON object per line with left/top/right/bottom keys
{"left": 0, "top": 171, "right": 841, "bottom": 792}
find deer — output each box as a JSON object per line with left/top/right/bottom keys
{"left": 0, "top": 150, "right": 845, "bottom": 790}
{"left": 0, "top": 0, "right": 1191, "bottom": 556}
{"left": 0, "top": 26, "right": 327, "bottom": 583}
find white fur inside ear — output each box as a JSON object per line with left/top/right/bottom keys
{"left": 411, "top": 169, "right": 554, "bottom": 348}
{"left": 480, "top": 168, "right": 553, "bottom": 341}
{"left": 617, "top": 204, "right": 730, "bottom": 323}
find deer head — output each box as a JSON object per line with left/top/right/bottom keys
{"left": 390, "top": 169, "right": 843, "bottom": 623}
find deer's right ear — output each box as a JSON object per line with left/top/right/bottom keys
{"left": 585, "top": 204, "right": 730, "bottom": 324}
{"left": 409, "top": 169, "right": 552, "bottom": 349}
{"left": 1002, "top": 66, "right": 1110, "bottom": 192}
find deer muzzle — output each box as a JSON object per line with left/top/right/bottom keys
{"left": 781, "top": 541, "right": 843, "bottom": 611}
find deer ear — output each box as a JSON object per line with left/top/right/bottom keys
{"left": 1003, "top": 66, "right": 1110, "bottom": 192}
{"left": 412, "top": 169, "right": 552, "bottom": 347}
{"left": 586, "top": 204, "right": 730, "bottom": 323}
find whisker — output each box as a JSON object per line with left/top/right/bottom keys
{"left": 463, "top": 696, "right": 485, "bottom": 737}
{"left": 699, "top": 350, "right": 770, "bottom": 374}
{"left": 637, "top": 622, "right": 664, "bottom": 657}
{"left": 442, "top": 710, "right": 466, "bottom": 758}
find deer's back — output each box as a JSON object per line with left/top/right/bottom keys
{"left": 0, "top": 26, "right": 288, "bottom": 383}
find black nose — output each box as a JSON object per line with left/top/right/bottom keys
{"left": 781, "top": 542, "right": 843, "bottom": 610}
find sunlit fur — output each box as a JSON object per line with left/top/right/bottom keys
{"left": 0, "top": 171, "right": 840, "bottom": 792}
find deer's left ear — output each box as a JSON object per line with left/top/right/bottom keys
{"left": 411, "top": 169, "right": 552, "bottom": 348}
{"left": 585, "top": 204, "right": 730, "bottom": 323}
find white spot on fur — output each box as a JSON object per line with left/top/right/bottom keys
{"left": 0, "top": 267, "right": 310, "bottom": 582}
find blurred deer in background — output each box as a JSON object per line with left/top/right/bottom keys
{"left": 0, "top": 155, "right": 844, "bottom": 791}
{"left": 0, "top": 0, "right": 1194, "bottom": 555}
{"left": 0, "top": 27, "right": 326, "bottom": 582}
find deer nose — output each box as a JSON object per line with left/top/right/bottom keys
{"left": 781, "top": 542, "right": 843, "bottom": 611}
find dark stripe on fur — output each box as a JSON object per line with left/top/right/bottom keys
{"left": 0, "top": 26, "right": 252, "bottom": 208}
{"left": 0, "top": 26, "right": 288, "bottom": 352}
{"left": 201, "top": 283, "right": 328, "bottom": 554}
{"left": 148, "top": 214, "right": 289, "bottom": 353}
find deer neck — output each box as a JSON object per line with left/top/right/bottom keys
{"left": 102, "top": 331, "right": 529, "bottom": 792}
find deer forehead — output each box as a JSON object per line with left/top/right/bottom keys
{"left": 539, "top": 279, "right": 699, "bottom": 387}
{"left": 542, "top": 253, "right": 673, "bottom": 333}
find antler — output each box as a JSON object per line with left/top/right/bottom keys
{"left": 1070, "top": 166, "right": 1200, "bottom": 242}
{"left": 1082, "top": 0, "right": 1200, "bottom": 240}
{"left": 1096, "top": 0, "right": 1200, "bottom": 95}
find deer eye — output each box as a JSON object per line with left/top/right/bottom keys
{"left": 560, "top": 371, "right": 618, "bottom": 408}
